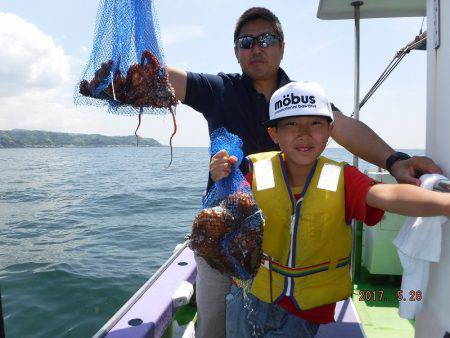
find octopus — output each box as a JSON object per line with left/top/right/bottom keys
{"left": 189, "top": 193, "right": 264, "bottom": 279}
{"left": 79, "top": 51, "right": 178, "bottom": 165}
{"left": 221, "top": 193, "right": 259, "bottom": 229}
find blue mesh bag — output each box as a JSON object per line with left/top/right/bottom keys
{"left": 190, "top": 128, "right": 264, "bottom": 280}
{"left": 74, "top": 0, "right": 176, "bottom": 114}
{"left": 74, "top": 0, "right": 178, "bottom": 162}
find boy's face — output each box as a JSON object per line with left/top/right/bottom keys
{"left": 268, "top": 116, "right": 332, "bottom": 167}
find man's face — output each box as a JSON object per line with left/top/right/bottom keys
{"left": 268, "top": 116, "right": 332, "bottom": 167}
{"left": 234, "top": 19, "right": 284, "bottom": 81}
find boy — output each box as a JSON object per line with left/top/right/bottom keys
{"left": 210, "top": 81, "right": 450, "bottom": 337}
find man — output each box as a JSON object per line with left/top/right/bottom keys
{"left": 166, "top": 7, "right": 441, "bottom": 337}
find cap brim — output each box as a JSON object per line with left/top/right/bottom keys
{"left": 263, "top": 114, "right": 333, "bottom": 127}
{"left": 263, "top": 117, "right": 283, "bottom": 127}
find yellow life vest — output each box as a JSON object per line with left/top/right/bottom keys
{"left": 248, "top": 151, "right": 352, "bottom": 310}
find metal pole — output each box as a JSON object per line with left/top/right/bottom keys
{"left": 352, "top": 1, "right": 363, "bottom": 168}
{"left": 351, "top": 1, "right": 363, "bottom": 282}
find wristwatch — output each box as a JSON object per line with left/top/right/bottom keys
{"left": 386, "top": 152, "right": 411, "bottom": 174}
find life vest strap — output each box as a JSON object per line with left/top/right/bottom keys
{"left": 261, "top": 254, "right": 350, "bottom": 278}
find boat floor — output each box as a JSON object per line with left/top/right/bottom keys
{"left": 351, "top": 268, "right": 415, "bottom": 338}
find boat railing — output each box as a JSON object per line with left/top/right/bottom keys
{"left": 92, "top": 239, "right": 193, "bottom": 338}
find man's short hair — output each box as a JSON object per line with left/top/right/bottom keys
{"left": 234, "top": 7, "right": 284, "bottom": 42}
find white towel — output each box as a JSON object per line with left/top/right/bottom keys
{"left": 393, "top": 174, "right": 449, "bottom": 319}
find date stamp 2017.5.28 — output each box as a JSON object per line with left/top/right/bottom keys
{"left": 358, "top": 290, "right": 423, "bottom": 302}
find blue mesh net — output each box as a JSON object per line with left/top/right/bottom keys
{"left": 202, "top": 127, "right": 249, "bottom": 208}
{"left": 74, "top": 0, "right": 175, "bottom": 115}
{"left": 190, "top": 128, "right": 264, "bottom": 280}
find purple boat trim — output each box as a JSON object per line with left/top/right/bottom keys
{"left": 93, "top": 240, "right": 196, "bottom": 338}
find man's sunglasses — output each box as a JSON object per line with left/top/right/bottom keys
{"left": 235, "top": 33, "right": 281, "bottom": 49}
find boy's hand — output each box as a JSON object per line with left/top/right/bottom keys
{"left": 210, "top": 150, "right": 238, "bottom": 182}
{"left": 391, "top": 156, "right": 442, "bottom": 186}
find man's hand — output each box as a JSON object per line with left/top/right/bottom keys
{"left": 390, "top": 156, "right": 443, "bottom": 185}
{"left": 210, "top": 150, "right": 238, "bottom": 182}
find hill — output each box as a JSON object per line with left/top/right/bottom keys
{"left": 0, "top": 129, "right": 162, "bottom": 148}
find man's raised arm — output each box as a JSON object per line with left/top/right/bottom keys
{"left": 331, "top": 110, "right": 442, "bottom": 185}
{"left": 167, "top": 66, "right": 188, "bottom": 102}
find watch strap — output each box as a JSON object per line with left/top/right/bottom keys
{"left": 386, "top": 152, "right": 411, "bottom": 174}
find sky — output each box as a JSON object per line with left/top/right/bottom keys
{"left": 0, "top": 0, "right": 427, "bottom": 148}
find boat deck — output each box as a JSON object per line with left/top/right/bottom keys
{"left": 352, "top": 268, "right": 415, "bottom": 338}
{"left": 96, "top": 245, "right": 414, "bottom": 338}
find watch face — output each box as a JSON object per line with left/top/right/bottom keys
{"left": 397, "top": 152, "right": 411, "bottom": 160}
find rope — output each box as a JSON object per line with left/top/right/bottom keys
{"left": 419, "top": 17, "right": 425, "bottom": 34}
{"left": 352, "top": 31, "right": 427, "bottom": 117}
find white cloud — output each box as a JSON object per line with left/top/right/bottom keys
{"left": 161, "top": 24, "right": 206, "bottom": 45}
{"left": 0, "top": 12, "right": 70, "bottom": 98}
{"left": 0, "top": 13, "right": 209, "bottom": 146}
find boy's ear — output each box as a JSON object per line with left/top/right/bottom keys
{"left": 267, "top": 127, "right": 279, "bottom": 144}
{"left": 323, "top": 121, "right": 333, "bottom": 141}
{"left": 329, "top": 121, "right": 334, "bottom": 134}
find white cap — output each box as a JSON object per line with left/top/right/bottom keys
{"left": 266, "top": 81, "right": 333, "bottom": 126}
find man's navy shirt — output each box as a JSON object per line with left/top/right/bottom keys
{"left": 184, "top": 69, "right": 291, "bottom": 156}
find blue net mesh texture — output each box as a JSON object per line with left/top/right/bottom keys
{"left": 202, "top": 127, "right": 248, "bottom": 208}
{"left": 74, "top": 0, "right": 176, "bottom": 115}
{"left": 190, "top": 128, "right": 264, "bottom": 280}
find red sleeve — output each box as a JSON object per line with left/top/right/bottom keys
{"left": 344, "top": 165, "right": 384, "bottom": 226}
{"left": 245, "top": 165, "right": 253, "bottom": 187}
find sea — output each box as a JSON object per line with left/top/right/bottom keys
{"left": 0, "top": 146, "right": 424, "bottom": 338}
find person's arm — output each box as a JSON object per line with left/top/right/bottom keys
{"left": 331, "top": 110, "right": 442, "bottom": 185}
{"left": 168, "top": 68, "right": 226, "bottom": 118}
{"left": 366, "top": 183, "right": 450, "bottom": 217}
{"left": 167, "top": 66, "right": 187, "bottom": 102}
{"left": 331, "top": 110, "right": 393, "bottom": 168}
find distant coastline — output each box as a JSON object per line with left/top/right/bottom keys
{"left": 0, "top": 129, "right": 162, "bottom": 148}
